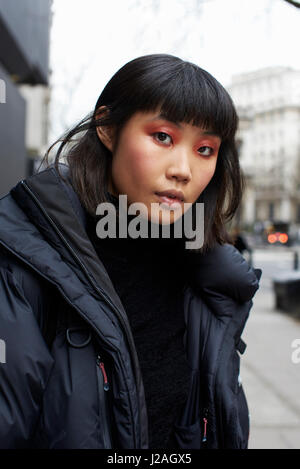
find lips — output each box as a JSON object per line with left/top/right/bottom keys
{"left": 155, "top": 189, "right": 185, "bottom": 203}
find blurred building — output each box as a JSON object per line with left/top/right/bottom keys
{"left": 0, "top": 0, "right": 52, "bottom": 197}
{"left": 228, "top": 67, "right": 300, "bottom": 229}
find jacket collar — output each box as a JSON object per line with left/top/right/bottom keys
{"left": 9, "top": 164, "right": 129, "bottom": 317}
{"left": 2, "top": 164, "right": 261, "bottom": 310}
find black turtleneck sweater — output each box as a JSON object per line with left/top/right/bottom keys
{"left": 85, "top": 196, "right": 191, "bottom": 449}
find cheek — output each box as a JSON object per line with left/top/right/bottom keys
{"left": 127, "top": 136, "right": 159, "bottom": 175}
{"left": 193, "top": 161, "right": 218, "bottom": 195}
{"left": 129, "top": 152, "right": 154, "bottom": 179}
{"left": 112, "top": 136, "right": 157, "bottom": 189}
{"left": 206, "top": 163, "right": 217, "bottom": 183}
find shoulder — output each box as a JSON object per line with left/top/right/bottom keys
{"left": 0, "top": 244, "right": 54, "bottom": 326}
{"left": 186, "top": 242, "right": 261, "bottom": 303}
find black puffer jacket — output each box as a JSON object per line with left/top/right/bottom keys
{"left": 0, "top": 165, "right": 261, "bottom": 449}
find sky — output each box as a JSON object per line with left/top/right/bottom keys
{"left": 49, "top": 0, "right": 300, "bottom": 141}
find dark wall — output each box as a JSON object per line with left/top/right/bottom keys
{"left": 0, "top": 0, "right": 52, "bottom": 84}
{"left": 0, "top": 64, "right": 26, "bottom": 198}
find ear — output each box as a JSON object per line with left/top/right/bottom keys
{"left": 95, "top": 106, "right": 115, "bottom": 152}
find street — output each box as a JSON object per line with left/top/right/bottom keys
{"left": 241, "top": 247, "right": 300, "bottom": 449}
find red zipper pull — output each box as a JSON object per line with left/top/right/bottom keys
{"left": 202, "top": 417, "right": 208, "bottom": 442}
{"left": 97, "top": 355, "right": 110, "bottom": 391}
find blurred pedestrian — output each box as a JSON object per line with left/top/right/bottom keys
{"left": 231, "top": 227, "right": 252, "bottom": 254}
{"left": 231, "top": 226, "right": 253, "bottom": 266}
{"left": 0, "top": 54, "right": 261, "bottom": 449}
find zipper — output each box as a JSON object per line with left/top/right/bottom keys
{"left": 96, "top": 354, "right": 111, "bottom": 447}
{"left": 96, "top": 354, "right": 110, "bottom": 391}
{"left": 4, "top": 180, "right": 140, "bottom": 448}
{"left": 202, "top": 407, "right": 209, "bottom": 443}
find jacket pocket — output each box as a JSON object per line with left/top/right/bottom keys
{"left": 173, "top": 420, "right": 201, "bottom": 449}
{"left": 95, "top": 354, "right": 113, "bottom": 448}
{"left": 173, "top": 406, "right": 209, "bottom": 450}
{"left": 173, "top": 418, "right": 203, "bottom": 449}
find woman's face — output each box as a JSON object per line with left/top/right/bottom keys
{"left": 103, "top": 110, "right": 221, "bottom": 225}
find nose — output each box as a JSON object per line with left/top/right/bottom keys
{"left": 165, "top": 148, "right": 192, "bottom": 183}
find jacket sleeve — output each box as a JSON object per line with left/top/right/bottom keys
{"left": 0, "top": 267, "right": 55, "bottom": 448}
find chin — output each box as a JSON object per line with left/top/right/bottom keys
{"left": 150, "top": 207, "right": 183, "bottom": 226}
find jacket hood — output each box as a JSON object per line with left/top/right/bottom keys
{"left": 187, "top": 242, "right": 261, "bottom": 305}
{"left": 0, "top": 165, "right": 261, "bottom": 309}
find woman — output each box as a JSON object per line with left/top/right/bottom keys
{"left": 0, "top": 54, "right": 261, "bottom": 449}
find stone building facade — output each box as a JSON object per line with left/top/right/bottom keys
{"left": 227, "top": 67, "right": 300, "bottom": 231}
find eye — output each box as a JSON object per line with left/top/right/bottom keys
{"left": 197, "top": 146, "right": 214, "bottom": 157}
{"left": 153, "top": 132, "right": 172, "bottom": 145}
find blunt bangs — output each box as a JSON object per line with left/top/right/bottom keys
{"left": 98, "top": 55, "right": 238, "bottom": 141}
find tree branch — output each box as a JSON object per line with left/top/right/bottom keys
{"left": 282, "top": 0, "right": 300, "bottom": 8}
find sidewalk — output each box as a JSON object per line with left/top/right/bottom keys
{"left": 241, "top": 249, "right": 300, "bottom": 449}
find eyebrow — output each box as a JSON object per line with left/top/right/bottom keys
{"left": 150, "top": 114, "right": 221, "bottom": 137}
